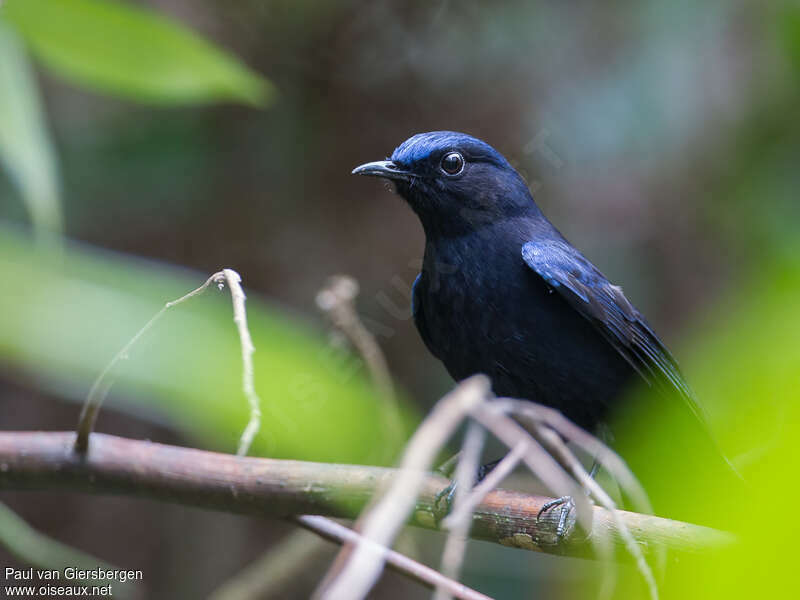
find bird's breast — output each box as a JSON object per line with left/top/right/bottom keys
{"left": 417, "top": 230, "right": 633, "bottom": 429}
{"left": 419, "top": 232, "right": 546, "bottom": 367}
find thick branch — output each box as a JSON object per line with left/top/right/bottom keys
{"left": 0, "top": 432, "right": 732, "bottom": 558}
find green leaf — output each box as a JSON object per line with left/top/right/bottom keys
{"left": 0, "top": 503, "right": 139, "bottom": 599}
{"left": 780, "top": 3, "right": 800, "bottom": 71}
{"left": 0, "top": 23, "right": 63, "bottom": 237}
{"left": 613, "top": 254, "right": 800, "bottom": 599}
{"left": 1, "top": 0, "right": 274, "bottom": 107}
{"left": 0, "top": 225, "right": 413, "bottom": 464}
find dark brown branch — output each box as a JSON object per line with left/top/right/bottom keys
{"left": 0, "top": 431, "right": 733, "bottom": 558}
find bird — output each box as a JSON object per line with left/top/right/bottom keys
{"left": 352, "top": 131, "right": 740, "bottom": 523}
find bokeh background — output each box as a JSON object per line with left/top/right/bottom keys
{"left": 1, "top": 0, "right": 799, "bottom": 598}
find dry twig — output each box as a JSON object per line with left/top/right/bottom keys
{"left": 316, "top": 275, "right": 405, "bottom": 455}
{"left": 74, "top": 269, "right": 264, "bottom": 456}
{"left": 498, "top": 399, "right": 651, "bottom": 515}
{"left": 441, "top": 441, "right": 529, "bottom": 528}
{"left": 316, "top": 275, "right": 394, "bottom": 401}
{"left": 313, "top": 375, "right": 491, "bottom": 600}
{"left": 295, "top": 516, "right": 492, "bottom": 600}
{"left": 434, "top": 422, "right": 486, "bottom": 600}
{"left": 74, "top": 271, "right": 227, "bottom": 452}
{"left": 222, "top": 268, "right": 262, "bottom": 457}
{"left": 498, "top": 399, "right": 661, "bottom": 599}
{"left": 213, "top": 274, "right": 411, "bottom": 600}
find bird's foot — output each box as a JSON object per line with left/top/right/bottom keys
{"left": 434, "top": 480, "right": 458, "bottom": 522}
{"left": 433, "top": 459, "right": 501, "bottom": 523}
{"left": 536, "top": 496, "right": 576, "bottom": 542}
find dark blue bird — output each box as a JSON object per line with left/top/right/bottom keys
{"left": 353, "top": 131, "right": 706, "bottom": 429}
{"left": 353, "top": 131, "right": 740, "bottom": 521}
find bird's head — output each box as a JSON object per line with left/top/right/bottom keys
{"left": 353, "top": 131, "right": 537, "bottom": 237}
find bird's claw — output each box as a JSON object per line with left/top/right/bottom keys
{"left": 536, "top": 496, "right": 576, "bottom": 542}
{"left": 433, "top": 458, "right": 501, "bottom": 523}
{"left": 434, "top": 480, "right": 458, "bottom": 522}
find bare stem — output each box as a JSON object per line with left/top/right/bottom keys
{"left": 316, "top": 275, "right": 404, "bottom": 455}
{"left": 314, "top": 375, "right": 491, "bottom": 600}
{"left": 435, "top": 422, "right": 486, "bottom": 600}
{"left": 441, "top": 441, "right": 528, "bottom": 528}
{"left": 74, "top": 269, "right": 266, "bottom": 458}
{"left": 221, "top": 269, "right": 262, "bottom": 457}
{"left": 74, "top": 272, "right": 226, "bottom": 453}
{"left": 0, "top": 431, "right": 734, "bottom": 559}
{"left": 294, "top": 516, "right": 492, "bottom": 600}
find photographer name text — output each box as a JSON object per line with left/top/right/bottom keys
{"left": 4, "top": 567, "right": 141, "bottom": 584}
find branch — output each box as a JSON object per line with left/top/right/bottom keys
{"left": 0, "top": 431, "right": 733, "bottom": 559}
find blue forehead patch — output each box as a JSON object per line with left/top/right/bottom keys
{"left": 390, "top": 131, "right": 510, "bottom": 169}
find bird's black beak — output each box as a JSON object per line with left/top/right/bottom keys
{"left": 351, "top": 160, "right": 411, "bottom": 182}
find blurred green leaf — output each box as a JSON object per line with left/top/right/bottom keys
{"left": 612, "top": 254, "right": 800, "bottom": 599}
{"left": 0, "top": 225, "right": 412, "bottom": 464}
{"left": 0, "top": 503, "right": 139, "bottom": 599}
{"left": 1, "top": 0, "right": 273, "bottom": 106}
{"left": 780, "top": 2, "right": 800, "bottom": 71}
{"left": 0, "top": 23, "right": 62, "bottom": 237}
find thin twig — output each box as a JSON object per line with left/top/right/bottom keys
{"left": 434, "top": 422, "right": 486, "bottom": 600}
{"left": 316, "top": 275, "right": 405, "bottom": 456}
{"left": 531, "top": 425, "right": 619, "bottom": 600}
{"left": 217, "top": 275, "right": 412, "bottom": 600}
{"left": 498, "top": 399, "right": 652, "bottom": 515}
{"left": 74, "top": 271, "right": 226, "bottom": 453}
{"left": 536, "top": 425, "right": 660, "bottom": 600}
{"left": 295, "top": 516, "right": 493, "bottom": 600}
{"left": 500, "top": 400, "right": 665, "bottom": 598}
{"left": 74, "top": 269, "right": 266, "bottom": 457}
{"left": 472, "top": 405, "right": 592, "bottom": 534}
{"left": 442, "top": 440, "right": 529, "bottom": 528}
{"left": 316, "top": 275, "right": 394, "bottom": 401}
{"left": 222, "top": 269, "right": 262, "bottom": 457}
{"left": 313, "top": 375, "right": 491, "bottom": 600}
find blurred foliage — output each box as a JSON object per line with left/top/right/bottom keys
{"left": 607, "top": 9, "right": 800, "bottom": 591}
{"left": 0, "top": 503, "right": 140, "bottom": 599}
{"left": 0, "top": 23, "right": 62, "bottom": 237}
{"left": 0, "top": 225, "right": 411, "bottom": 464}
{"left": 780, "top": 2, "right": 800, "bottom": 69}
{"left": 609, "top": 252, "right": 800, "bottom": 599}
{"left": 0, "top": 0, "right": 273, "bottom": 250}
{"left": 1, "top": 0, "right": 273, "bottom": 107}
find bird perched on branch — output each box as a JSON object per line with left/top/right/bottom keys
{"left": 352, "top": 131, "right": 740, "bottom": 523}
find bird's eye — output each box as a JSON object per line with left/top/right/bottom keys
{"left": 440, "top": 152, "right": 465, "bottom": 176}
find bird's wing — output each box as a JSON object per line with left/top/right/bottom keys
{"left": 521, "top": 239, "right": 708, "bottom": 424}
{"left": 412, "top": 273, "right": 440, "bottom": 359}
